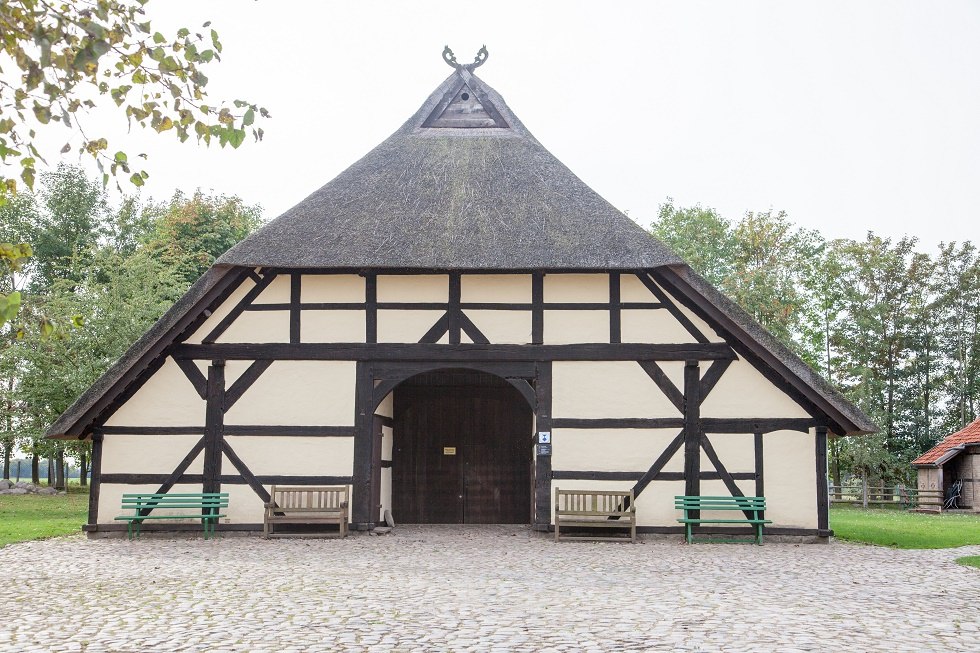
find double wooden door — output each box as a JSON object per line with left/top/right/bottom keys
{"left": 392, "top": 381, "right": 532, "bottom": 524}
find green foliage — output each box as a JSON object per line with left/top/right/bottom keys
{"left": 0, "top": 488, "right": 88, "bottom": 547}
{"left": 144, "top": 191, "right": 263, "bottom": 285}
{"left": 957, "top": 556, "right": 980, "bottom": 569}
{"left": 0, "top": 0, "right": 269, "bottom": 199}
{"left": 0, "top": 165, "right": 260, "bottom": 471}
{"left": 650, "top": 200, "right": 980, "bottom": 485}
{"left": 830, "top": 506, "right": 980, "bottom": 549}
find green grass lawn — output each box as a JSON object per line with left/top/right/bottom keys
{"left": 0, "top": 487, "right": 88, "bottom": 547}
{"left": 957, "top": 556, "right": 980, "bottom": 569}
{"left": 831, "top": 505, "right": 980, "bottom": 549}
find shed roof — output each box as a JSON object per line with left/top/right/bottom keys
{"left": 912, "top": 419, "right": 980, "bottom": 466}
{"left": 216, "top": 68, "right": 683, "bottom": 271}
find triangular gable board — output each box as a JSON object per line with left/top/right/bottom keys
{"left": 422, "top": 80, "right": 508, "bottom": 128}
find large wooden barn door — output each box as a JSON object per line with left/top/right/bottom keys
{"left": 392, "top": 371, "right": 532, "bottom": 524}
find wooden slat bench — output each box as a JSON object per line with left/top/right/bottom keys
{"left": 264, "top": 485, "right": 349, "bottom": 539}
{"left": 675, "top": 495, "right": 772, "bottom": 545}
{"left": 115, "top": 492, "right": 228, "bottom": 540}
{"left": 554, "top": 488, "right": 636, "bottom": 543}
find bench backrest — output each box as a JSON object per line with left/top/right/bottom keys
{"left": 675, "top": 495, "right": 766, "bottom": 511}
{"left": 121, "top": 493, "right": 229, "bottom": 515}
{"left": 270, "top": 485, "right": 349, "bottom": 512}
{"left": 555, "top": 489, "right": 634, "bottom": 515}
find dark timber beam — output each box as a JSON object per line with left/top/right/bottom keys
{"left": 609, "top": 272, "right": 621, "bottom": 344}
{"left": 701, "top": 418, "right": 816, "bottom": 434}
{"left": 86, "top": 432, "right": 104, "bottom": 525}
{"left": 202, "top": 362, "right": 226, "bottom": 495}
{"left": 351, "top": 362, "right": 376, "bottom": 529}
{"left": 174, "top": 342, "right": 737, "bottom": 362}
{"left": 533, "top": 362, "right": 553, "bottom": 531}
{"left": 683, "top": 361, "right": 701, "bottom": 505}
{"left": 816, "top": 426, "right": 829, "bottom": 531}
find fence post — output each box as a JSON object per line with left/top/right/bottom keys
{"left": 862, "top": 475, "right": 868, "bottom": 509}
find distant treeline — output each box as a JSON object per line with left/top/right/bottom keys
{"left": 650, "top": 200, "right": 978, "bottom": 485}
{"left": 1, "top": 164, "right": 262, "bottom": 486}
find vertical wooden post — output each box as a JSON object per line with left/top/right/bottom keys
{"left": 683, "top": 361, "right": 701, "bottom": 507}
{"left": 816, "top": 425, "right": 829, "bottom": 531}
{"left": 289, "top": 273, "right": 301, "bottom": 344}
{"left": 753, "top": 431, "right": 764, "bottom": 498}
{"left": 448, "top": 272, "right": 461, "bottom": 344}
{"left": 365, "top": 274, "right": 378, "bottom": 344}
{"left": 203, "top": 361, "right": 226, "bottom": 495}
{"left": 533, "top": 362, "right": 553, "bottom": 530}
{"left": 609, "top": 272, "right": 621, "bottom": 344}
{"left": 87, "top": 431, "right": 104, "bottom": 527}
{"left": 532, "top": 272, "right": 544, "bottom": 345}
{"left": 352, "top": 362, "right": 377, "bottom": 529}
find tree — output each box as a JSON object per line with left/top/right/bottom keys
{"left": 649, "top": 199, "right": 735, "bottom": 286}
{"left": 0, "top": 0, "right": 268, "bottom": 198}
{"left": 145, "top": 190, "right": 262, "bottom": 285}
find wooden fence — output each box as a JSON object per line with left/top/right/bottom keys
{"left": 829, "top": 484, "right": 945, "bottom": 510}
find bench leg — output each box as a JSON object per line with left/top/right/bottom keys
{"left": 554, "top": 521, "right": 559, "bottom": 543}
{"left": 630, "top": 520, "right": 636, "bottom": 544}
{"left": 756, "top": 524, "right": 763, "bottom": 546}
{"left": 685, "top": 522, "right": 692, "bottom": 544}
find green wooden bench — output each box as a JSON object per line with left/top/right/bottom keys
{"left": 115, "top": 493, "right": 229, "bottom": 540}
{"left": 675, "top": 495, "right": 772, "bottom": 545}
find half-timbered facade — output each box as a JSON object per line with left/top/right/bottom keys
{"left": 48, "top": 51, "right": 875, "bottom": 539}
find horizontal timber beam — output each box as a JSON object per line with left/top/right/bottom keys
{"left": 96, "top": 425, "right": 352, "bottom": 437}
{"left": 701, "top": 418, "right": 817, "bottom": 433}
{"left": 100, "top": 474, "right": 353, "bottom": 485}
{"left": 552, "top": 471, "right": 757, "bottom": 481}
{"left": 174, "top": 343, "right": 736, "bottom": 362}
{"left": 551, "top": 418, "right": 685, "bottom": 429}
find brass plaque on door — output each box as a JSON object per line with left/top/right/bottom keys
{"left": 443, "top": 447, "right": 457, "bottom": 455}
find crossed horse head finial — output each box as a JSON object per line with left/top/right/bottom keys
{"left": 442, "top": 45, "right": 488, "bottom": 72}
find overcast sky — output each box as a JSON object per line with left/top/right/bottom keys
{"left": 35, "top": 0, "right": 980, "bottom": 252}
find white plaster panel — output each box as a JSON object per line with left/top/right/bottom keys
{"left": 220, "top": 483, "right": 266, "bottom": 523}
{"left": 620, "top": 274, "right": 657, "bottom": 302}
{"left": 674, "top": 302, "right": 725, "bottom": 343}
{"left": 553, "top": 362, "right": 681, "bottom": 418}
{"left": 552, "top": 429, "right": 684, "bottom": 472}
{"left": 98, "top": 483, "right": 199, "bottom": 524}
{"left": 224, "top": 361, "right": 356, "bottom": 426}
{"left": 301, "top": 310, "right": 364, "bottom": 343}
{"left": 464, "top": 310, "right": 532, "bottom": 344}
{"left": 216, "top": 310, "right": 289, "bottom": 343}
{"left": 701, "top": 433, "right": 756, "bottom": 474}
{"left": 380, "top": 468, "right": 392, "bottom": 519}
{"left": 184, "top": 280, "right": 255, "bottom": 344}
{"left": 381, "top": 426, "right": 393, "bottom": 459}
{"left": 224, "top": 436, "right": 354, "bottom": 476}
{"left": 621, "top": 309, "right": 700, "bottom": 344}
{"left": 699, "top": 360, "right": 811, "bottom": 418}
{"left": 544, "top": 274, "right": 608, "bottom": 303}
{"left": 253, "top": 275, "right": 291, "bottom": 304}
{"left": 375, "top": 392, "right": 394, "bottom": 418}
{"left": 302, "top": 275, "right": 365, "bottom": 303}
{"left": 659, "top": 361, "right": 686, "bottom": 395}
{"left": 101, "top": 434, "right": 204, "bottom": 475}
{"left": 461, "top": 274, "right": 532, "bottom": 303}
{"left": 551, "top": 479, "right": 685, "bottom": 527}
{"left": 378, "top": 310, "right": 445, "bottom": 343}
{"left": 763, "top": 430, "right": 818, "bottom": 528}
{"left": 544, "top": 310, "right": 608, "bottom": 344}
{"left": 377, "top": 275, "right": 448, "bottom": 302}
{"left": 104, "top": 358, "right": 205, "bottom": 427}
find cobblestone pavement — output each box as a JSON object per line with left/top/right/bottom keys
{"left": 1, "top": 526, "right": 978, "bottom": 652}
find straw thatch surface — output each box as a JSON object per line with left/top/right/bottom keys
{"left": 218, "top": 71, "right": 681, "bottom": 270}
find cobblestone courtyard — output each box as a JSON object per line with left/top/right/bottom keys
{"left": 2, "top": 527, "right": 978, "bottom": 652}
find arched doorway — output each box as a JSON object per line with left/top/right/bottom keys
{"left": 389, "top": 368, "right": 534, "bottom": 524}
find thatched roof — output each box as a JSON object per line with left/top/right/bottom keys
{"left": 217, "top": 68, "right": 682, "bottom": 270}
{"left": 45, "top": 61, "right": 875, "bottom": 440}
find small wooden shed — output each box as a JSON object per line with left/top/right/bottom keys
{"left": 913, "top": 419, "right": 980, "bottom": 510}
{"left": 46, "top": 51, "right": 874, "bottom": 539}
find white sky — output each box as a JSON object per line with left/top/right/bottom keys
{"left": 30, "top": 0, "right": 980, "bottom": 251}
